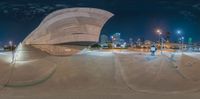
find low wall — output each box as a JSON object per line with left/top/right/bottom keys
{"left": 32, "top": 45, "right": 85, "bottom": 56}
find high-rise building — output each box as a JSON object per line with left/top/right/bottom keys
{"left": 100, "top": 34, "right": 109, "bottom": 44}
{"left": 110, "top": 33, "right": 127, "bottom": 48}
{"left": 111, "top": 33, "right": 121, "bottom": 44}
{"left": 136, "top": 38, "right": 142, "bottom": 47}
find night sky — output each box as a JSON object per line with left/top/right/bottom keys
{"left": 0, "top": 0, "right": 200, "bottom": 45}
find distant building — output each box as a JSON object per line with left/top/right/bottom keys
{"left": 144, "top": 40, "right": 152, "bottom": 45}
{"left": 111, "top": 33, "right": 121, "bottom": 47}
{"left": 141, "top": 40, "right": 153, "bottom": 48}
{"left": 111, "top": 33, "right": 121, "bottom": 44}
{"left": 136, "top": 38, "right": 142, "bottom": 47}
{"left": 100, "top": 34, "right": 109, "bottom": 44}
{"left": 129, "top": 38, "right": 133, "bottom": 47}
{"left": 110, "top": 33, "right": 127, "bottom": 48}
{"left": 100, "top": 34, "right": 109, "bottom": 48}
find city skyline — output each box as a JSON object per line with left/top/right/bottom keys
{"left": 0, "top": 0, "right": 200, "bottom": 44}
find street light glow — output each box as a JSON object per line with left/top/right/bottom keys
{"left": 177, "top": 30, "right": 182, "bottom": 35}
{"left": 156, "top": 29, "right": 161, "bottom": 33}
{"left": 181, "top": 36, "right": 184, "bottom": 40}
{"left": 156, "top": 29, "right": 162, "bottom": 35}
{"left": 155, "top": 29, "right": 164, "bottom": 55}
{"left": 9, "top": 41, "right": 13, "bottom": 46}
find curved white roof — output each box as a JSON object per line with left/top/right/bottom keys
{"left": 23, "top": 7, "right": 114, "bottom": 45}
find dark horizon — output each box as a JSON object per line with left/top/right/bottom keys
{"left": 0, "top": 0, "right": 200, "bottom": 45}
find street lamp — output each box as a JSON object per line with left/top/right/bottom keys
{"left": 9, "top": 41, "right": 14, "bottom": 63}
{"left": 156, "top": 29, "right": 161, "bottom": 34}
{"left": 156, "top": 29, "right": 162, "bottom": 42}
{"left": 9, "top": 41, "right": 13, "bottom": 46}
{"left": 181, "top": 36, "right": 184, "bottom": 53}
{"left": 176, "top": 30, "right": 184, "bottom": 53}
{"left": 177, "top": 30, "right": 181, "bottom": 35}
{"left": 156, "top": 29, "right": 163, "bottom": 55}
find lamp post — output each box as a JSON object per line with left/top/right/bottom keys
{"left": 176, "top": 30, "right": 184, "bottom": 53}
{"left": 9, "top": 41, "right": 14, "bottom": 63}
{"left": 156, "top": 29, "right": 162, "bottom": 43}
{"left": 156, "top": 29, "right": 163, "bottom": 55}
{"left": 181, "top": 36, "right": 184, "bottom": 53}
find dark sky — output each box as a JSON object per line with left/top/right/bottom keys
{"left": 0, "top": 0, "right": 200, "bottom": 45}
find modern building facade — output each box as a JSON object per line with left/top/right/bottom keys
{"left": 21, "top": 8, "right": 113, "bottom": 55}
{"left": 23, "top": 8, "right": 114, "bottom": 45}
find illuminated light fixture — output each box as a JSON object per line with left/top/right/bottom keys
{"left": 177, "top": 30, "right": 182, "bottom": 34}
{"left": 181, "top": 36, "right": 184, "bottom": 40}
{"left": 9, "top": 41, "right": 13, "bottom": 46}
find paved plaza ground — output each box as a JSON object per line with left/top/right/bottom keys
{"left": 0, "top": 46, "right": 200, "bottom": 99}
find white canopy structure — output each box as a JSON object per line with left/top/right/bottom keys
{"left": 23, "top": 8, "right": 114, "bottom": 45}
